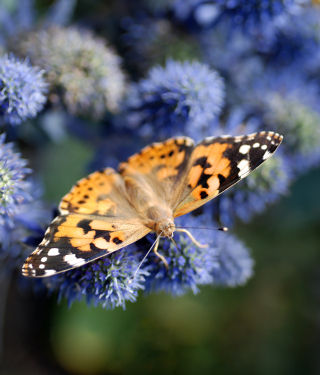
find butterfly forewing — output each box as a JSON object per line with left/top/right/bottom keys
{"left": 119, "top": 137, "right": 195, "bottom": 208}
{"left": 173, "top": 131, "right": 283, "bottom": 217}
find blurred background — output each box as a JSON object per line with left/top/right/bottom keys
{"left": 0, "top": 0, "right": 320, "bottom": 374}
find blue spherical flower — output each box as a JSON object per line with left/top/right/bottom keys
{"left": 245, "top": 69, "right": 320, "bottom": 174}
{"left": 0, "top": 182, "right": 50, "bottom": 275}
{"left": 121, "top": 13, "right": 202, "bottom": 76}
{"left": 254, "top": 6, "right": 320, "bottom": 60}
{"left": 171, "top": 0, "right": 307, "bottom": 34}
{"left": 123, "top": 60, "right": 225, "bottom": 140}
{"left": 44, "top": 245, "right": 150, "bottom": 310}
{"left": 211, "top": 231, "right": 254, "bottom": 286}
{"left": 145, "top": 213, "right": 254, "bottom": 295}
{"left": 144, "top": 228, "right": 216, "bottom": 296}
{"left": 0, "top": 54, "right": 47, "bottom": 125}
{"left": 0, "top": 135, "right": 50, "bottom": 274}
{"left": 0, "top": 134, "right": 32, "bottom": 222}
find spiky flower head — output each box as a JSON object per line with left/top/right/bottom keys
{"left": 211, "top": 231, "right": 254, "bottom": 286}
{"left": 145, "top": 234, "right": 216, "bottom": 296}
{"left": 265, "top": 95, "right": 320, "bottom": 172}
{"left": 171, "top": 0, "right": 307, "bottom": 33}
{"left": 0, "top": 134, "right": 32, "bottom": 223}
{"left": 0, "top": 54, "right": 47, "bottom": 125}
{"left": 145, "top": 214, "right": 254, "bottom": 294}
{"left": 43, "top": 245, "right": 150, "bottom": 310}
{"left": 14, "top": 26, "right": 126, "bottom": 119}
{"left": 123, "top": 60, "right": 224, "bottom": 140}
{"left": 246, "top": 70, "right": 320, "bottom": 173}
{"left": 0, "top": 188, "right": 50, "bottom": 274}
{"left": 121, "top": 15, "right": 202, "bottom": 75}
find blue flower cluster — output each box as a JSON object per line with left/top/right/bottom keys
{"left": 0, "top": 0, "right": 319, "bottom": 309}
{"left": 123, "top": 60, "right": 224, "bottom": 140}
{"left": 0, "top": 135, "right": 49, "bottom": 274}
{"left": 0, "top": 54, "right": 47, "bottom": 125}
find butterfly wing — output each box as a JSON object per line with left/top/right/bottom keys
{"left": 173, "top": 131, "right": 283, "bottom": 217}
{"left": 22, "top": 168, "right": 151, "bottom": 277}
{"left": 118, "top": 137, "right": 195, "bottom": 209}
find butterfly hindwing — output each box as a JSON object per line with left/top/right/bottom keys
{"left": 173, "top": 131, "right": 283, "bottom": 217}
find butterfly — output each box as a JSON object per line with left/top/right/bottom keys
{"left": 22, "top": 131, "right": 283, "bottom": 277}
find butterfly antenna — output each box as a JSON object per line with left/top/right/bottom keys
{"left": 175, "top": 226, "right": 228, "bottom": 232}
{"left": 129, "top": 233, "right": 161, "bottom": 284}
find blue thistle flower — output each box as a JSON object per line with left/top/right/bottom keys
{"left": 144, "top": 230, "right": 216, "bottom": 296}
{"left": 123, "top": 60, "right": 224, "bottom": 140}
{"left": 14, "top": 26, "right": 126, "bottom": 119}
{"left": 253, "top": 6, "right": 320, "bottom": 60}
{"left": 0, "top": 54, "right": 47, "bottom": 125}
{"left": 0, "top": 133, "right": 32, "bottom": 222}
{"left": 121, "top": 13, "right": 202, "bottom": 76}
{"left": 0, "top": 134, "right": 50, "bottom": 274}
{"left": 0, "top": 0, "right": 76, "bottom": 38}
{"left": 0, "top": 187, "right": 50, "bottom": 274}
{"left": 145, "top": 213, "right": 254, "bottom": 295}
{"left": 171, "top": 0, "right": 308, "bottom": 34}
{"left": 43, "top": 245, "right": 150, "bottom": 310}
{"left": 211, "top": 231, "right": 254, "bottom": 286}
{"left": 245, "top": 70, "right": 320, "bottom": 173}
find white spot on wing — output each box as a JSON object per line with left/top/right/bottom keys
{"left": 263, "top": 150, "right": 272, "bottom": 160}
{"left": 261, "top": 144, "right": 267, "bottom": 150}
{"left": 48, "top": 248, "right": 60, "bottom": 256}
{"left": 239, "top": 144, "right": 251, "bottom": 154}
{"left": 253, "top": 143, "right": 260, "bottom": 148}
{"left": 64, "top": 254, "right": 86, "bottom": 266}
{"left": 237, "top": 159, "right": 250, "bottom": 177}
{"left": 39, "top": 264, "right": 45, "bottom": 269}
{"left": 44, "top": 270, "right": 56, "bottom": 276}
{"left": 41, "top": 257, "right": 47, "bottom": 262}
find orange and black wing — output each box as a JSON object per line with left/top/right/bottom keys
{"left": 22, "top": 168, "right": 150, "bottom": 277}
{"left": 173, "top": 131, "right": 283, "bottom": 217}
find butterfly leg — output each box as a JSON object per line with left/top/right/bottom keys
{"left": 176, "top": 229, "right": 208, "bottom": 248}
{"left": 153, "top": 238, "right": 169, "bottom": 269}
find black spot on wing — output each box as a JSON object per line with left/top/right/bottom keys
{"left": 77, "top": 219, "right": 92, "bottom": 234}
{"left": 200, "top": 191, "right": 209, "bottom": 199}
{"left": 94, "top": 230, "right": 111, "bottom": 241}
{"left": 112, "top": 237, "right": 123, "bottom": 244}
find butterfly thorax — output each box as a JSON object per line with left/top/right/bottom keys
{"left": 124, "top": 175, "right": 175, "bottom": 237}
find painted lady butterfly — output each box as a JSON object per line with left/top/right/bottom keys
{"left": 22, "top": 131, "right": 283, "bottom": 277}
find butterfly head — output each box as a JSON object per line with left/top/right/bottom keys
{"left": 155, "top": 220, "right": 175, "bottom": 238}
